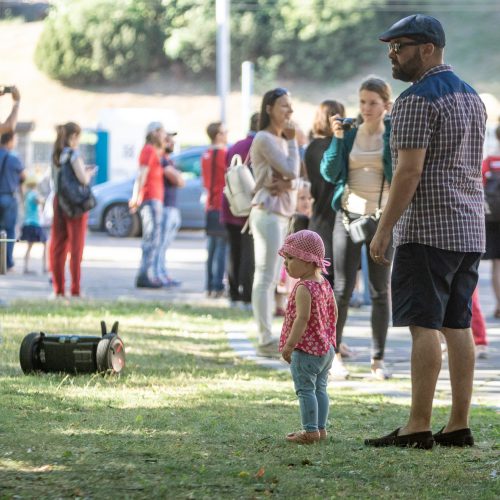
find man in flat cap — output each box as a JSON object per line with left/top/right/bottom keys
{"left": 367, "top": 15, "right": 487, "bottom": 449}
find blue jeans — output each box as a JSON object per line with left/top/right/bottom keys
{"left": 154, "top": 206, "right": 181, "bottom": 280}
{"left": 0, "top": 194, "right": 17, "bottom": 269}
{"left": 290, "top": 346, "right": 334, "bottom": 432}
{"left": 138, "top": 199, "right": 163, "bottom": 280}
{"left": 206, "top": 235, "right": 227, "bottom": 292}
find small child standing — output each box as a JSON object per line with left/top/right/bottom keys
{"left": 279, "top": 230, "right": 337, "bottom": 444}
{"left": 20, "top": 176, "right": 47, "bottom": 274}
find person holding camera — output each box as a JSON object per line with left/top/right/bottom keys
{"left": 0, "top": 131, "right": 25, "bottom": 271}
{"left": 0, "top": 85, "right": 20, "bottom": 134}
{"left": 320, "top": 77, "right": 393, "bottom": 380}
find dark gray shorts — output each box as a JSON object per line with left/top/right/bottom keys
{"left": 391, "top": 243, "right": 481, "bottom": 330}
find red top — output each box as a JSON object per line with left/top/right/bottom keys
{"left": 201, "top": 147, "right": 227, "bottom": 211}
{"left": 279, "top": 279, "right": 336, "bottom": 356}
{"left": 482, "top": 155, "right": 500, "bottom": 185}
{"left": 139, "top": 143, "right": 164, "bottom": 203}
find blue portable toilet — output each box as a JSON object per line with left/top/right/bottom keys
{"left": 94, "top": 130, "right": 109, "bottom": 184}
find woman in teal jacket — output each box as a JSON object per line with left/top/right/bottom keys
{"left": 320, "top": 77, "right": 393, "bottom": 381}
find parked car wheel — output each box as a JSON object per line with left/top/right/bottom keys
{"left": 104, "top": 203, "right": 140, "bottom": 238}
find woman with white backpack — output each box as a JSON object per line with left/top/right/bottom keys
{"left": 248, "top": 88, "right": 300, "bottom": 357}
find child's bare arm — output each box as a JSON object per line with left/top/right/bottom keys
{"left": 282, "top": 285, "right": 311, "bottom": 363}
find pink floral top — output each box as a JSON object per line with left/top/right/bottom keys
{"left": 279, "top": 279, "right": 337, "bottom": 356}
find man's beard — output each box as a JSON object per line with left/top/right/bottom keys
{"left": 165, "top": 147, "right": 174, "bottom": 154}
{"left": 391, "top": 51, "right": 423, "bottom": 82}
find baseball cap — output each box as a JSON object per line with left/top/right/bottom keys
{"left": 145, "top": 121, "right": 164, "bottom": 135}
{"left": 279, "top": 230, "right": 330, "bottom": 273}
{"left": 379, "top": 14, "right": 446, "bottom": 48}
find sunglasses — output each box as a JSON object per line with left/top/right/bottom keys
{"left": 271, "top": 87, "right": 289, "bottom": 99}
{"left": 388, "top": 41, "right": 423, "bottom": 54}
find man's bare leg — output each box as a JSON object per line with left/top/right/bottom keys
{"left": 399, "top": 326, "right": 442, "bottom": 435}
{"left": 441, "top": 327, "right": 475, "bottom": 431}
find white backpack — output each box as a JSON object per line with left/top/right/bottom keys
{"left": 223, "top": 154, "right": 255, "bottom": 217}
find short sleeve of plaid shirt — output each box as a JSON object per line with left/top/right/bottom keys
{"left": 391, "top": 95, "right": 437, "bottom": 150}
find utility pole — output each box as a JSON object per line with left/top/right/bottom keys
{"left": 241, "top": 61, "right": 254, "bottom": 136}
{"left": 216, "top": 0, "right": 230, "bottom": 124}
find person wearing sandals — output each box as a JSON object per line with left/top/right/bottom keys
{"left": 279, "top": 230, "right": 337, "bottom": 444}
{"left": 367, "top": 15, "right": 486, "bottom": 449}
{"left": 320, "top": 77, "right": 393, "bottom": 381}
{"left": 249, "top": 88, "right": 300, "bottom": 357}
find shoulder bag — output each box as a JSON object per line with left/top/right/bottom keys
{"left": 57, "top": 151, "right": 96, "bottom": 218}
{"left": 343, "top": 176, "right": 385, "bottom": 244}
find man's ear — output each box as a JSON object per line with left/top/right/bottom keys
{"left": 421, "top": 42, "right": 436, "bottom": 60}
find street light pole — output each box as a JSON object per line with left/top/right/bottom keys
{"left": 216, "top": 0, "right": 230, "bottom": 124}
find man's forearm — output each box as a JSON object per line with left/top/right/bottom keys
{"left": 0, "top": 102, "right": 19, "bottom": 134}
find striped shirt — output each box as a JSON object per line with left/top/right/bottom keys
{"left": 391, "top": 64, "right": 486, "bottom": 252}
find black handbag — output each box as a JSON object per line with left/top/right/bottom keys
{"left": 57, "top": 152, "right": 96, "bottom": 218}
{"left": 205, "top": 149, "right": 226, "bottom": 237}
{"left": 344, "top": 176, "right": 385, "bottom": 244}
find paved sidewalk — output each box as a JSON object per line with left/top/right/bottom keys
{"left": 1, "top": 231, "right": 499, "bottom": 409}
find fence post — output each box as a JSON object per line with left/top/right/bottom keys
{"left": 0, "top": 230, "right": 7, "bottom": 275}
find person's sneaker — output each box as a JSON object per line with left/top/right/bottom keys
{"left": 339, "top": 342, "right": 354, "bottom": 358}
{"left": 163, "top": 277, "right": 181, "bottom": 288}
{"left": 371, "top": 359, "right": 392, "bottom": 380}
{"left": 330, "top": 354, "right": 349, "bottom": 380}
{"left": 433, "top": 427, "right": 474, "bottom": 447}
{"left": 286, "top": 430, "right": 321, "bottom": 444}
{"left": 136, "top": 275, "right": 162, "bottom": 289}
{"left": 475, "top": 345, "right": 488, "bottom": 360}
{"left": 319, "top": 429, "right": 327, "bottom": 440}
{"left": 256, "top": 339, "right": 280, "bottom": 358}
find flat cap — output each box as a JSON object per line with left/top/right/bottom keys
{"left": 379, "top": 14, "right": 445, "bottom": 48}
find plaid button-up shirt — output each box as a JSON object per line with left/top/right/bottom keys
{"left": 391, "top": 64, "right": 486, "bottom": 252}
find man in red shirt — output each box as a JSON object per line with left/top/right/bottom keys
{"left": 129, "top": 122, "right": 166, "bottom": 288}
{"left": 201, "top": 122, "right": 228, "bottom": 297}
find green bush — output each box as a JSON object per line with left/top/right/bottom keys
{"left": 35, "top": 0, "right": 167, "bottom": 84}
{"left": 163, "top": 0, "right": 390, "bottom": 83}
{"left": 35, "top": 0, "right": 391, "bottom": 85}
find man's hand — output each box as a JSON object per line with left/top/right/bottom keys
{"left": 128, "top": 199, "right": 139, "bottom": 214}
{"left": 369, "top": 226, "right": 392, "bottom": 266}
{"left": 282, "top": 344, "right": 294, "bottom": 364}
{"left": 11, "top": 86, "right": 20, "bottom": 102}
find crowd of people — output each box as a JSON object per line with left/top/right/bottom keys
{"left": 0, "top": 13, "right": 498, "bottom": 449}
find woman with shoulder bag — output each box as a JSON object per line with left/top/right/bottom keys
{"left": 249, "top": 88, "right": 300, "bottom": 357}
{"left": 50, "top": 122, "right": 96, "bottom": 298}
{"left": 320, "top": 77, "right": 393, "bottom": 380}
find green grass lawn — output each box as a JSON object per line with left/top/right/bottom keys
{"left": 0, "top": 302, "right": 498, "bottom": 499}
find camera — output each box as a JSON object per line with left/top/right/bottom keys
{"left": 336, "top": 117, "right": 356, "bottom": 131}
{"left": 0, "top": 86, "right": 13, "bottom": 94}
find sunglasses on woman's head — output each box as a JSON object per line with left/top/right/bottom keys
{"left": 271, "top": 87, "right": 289, "bottom": 99}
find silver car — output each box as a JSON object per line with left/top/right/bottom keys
{"left": 88, "top": 146, "right": 207, "bottom": 237}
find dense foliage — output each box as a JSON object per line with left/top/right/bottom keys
{"left": 35, "top": 0, "right": 167, "bottom": 84}
{"left": 35, "top": 0, "right": 391, "bottom": 84}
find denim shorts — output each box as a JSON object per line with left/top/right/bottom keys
{"left": 392, "top": 243, "right": 481, "bottom": 330}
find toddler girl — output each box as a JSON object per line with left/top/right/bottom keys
{"left": 279, "top": 230, "right": 337, "bottom": 444}
{"left": 20, "top": 176, "right": 47, "bottom": 274}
